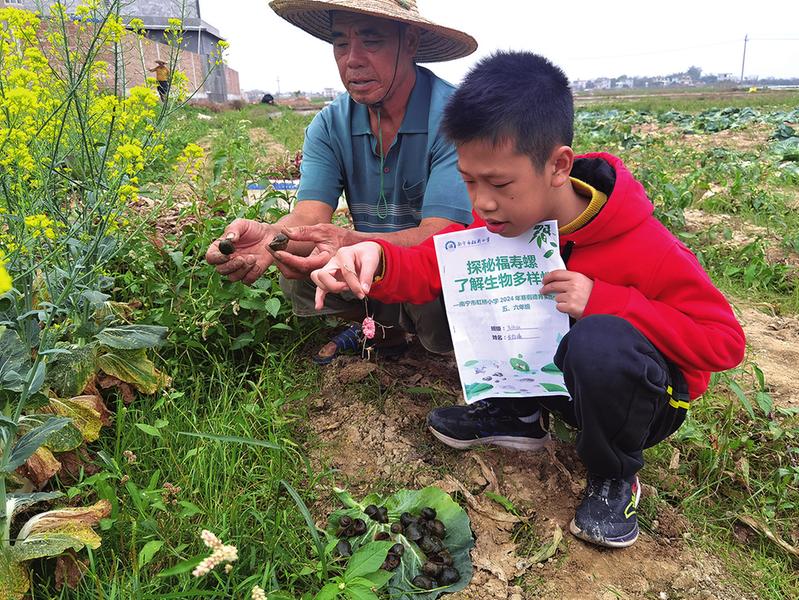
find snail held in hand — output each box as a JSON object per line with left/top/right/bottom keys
{"left": 268, "top": 232, "right": 289, "bottom": 252}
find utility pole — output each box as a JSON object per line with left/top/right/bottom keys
{"left": 276, "top": 76, "right": 281, "bottom": 96}
{"left": 740, "top": 34, "right": 748, "bottom": 84}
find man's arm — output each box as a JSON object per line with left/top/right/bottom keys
{"left": 343, "top": 216, "right": 459, "bottom": 247}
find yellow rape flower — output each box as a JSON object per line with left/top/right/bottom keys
{"left": 176, "top": 143, "right": 205, "bottom": 179}
{"left": 0, "top": 250, "right": 11, "bottom": 294}
{"left": 24, "top": 214, "right": 58, "bottom": 239}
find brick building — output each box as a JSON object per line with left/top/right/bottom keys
{"left": 0, "top": 0, "right": 241, "bottom": 101}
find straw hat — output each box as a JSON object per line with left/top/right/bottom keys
{"left": 269, "top": 0, "right": 477, "bottom": 63}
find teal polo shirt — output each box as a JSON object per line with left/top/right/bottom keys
{"left": 296, "top": 66, "right": 473, "bottom": 233}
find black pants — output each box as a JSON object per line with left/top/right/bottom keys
{"left": 497, "top": 315, "right": 689, "bottom": 479}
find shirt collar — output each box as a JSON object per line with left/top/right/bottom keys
{"left": 351, "top": 65, "right": 430, "bottom": 136}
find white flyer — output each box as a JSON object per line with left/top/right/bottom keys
{"left": 433, "top": 221, "right": 570, "bottom": 403}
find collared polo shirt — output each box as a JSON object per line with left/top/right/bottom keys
{"left": 297, "top": 66, "right": 473, "bottom": 233}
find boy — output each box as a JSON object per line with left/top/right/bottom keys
{"left": 305, "top": 52, "right": 745, "bottom": 548}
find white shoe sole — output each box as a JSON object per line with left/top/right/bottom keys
{"left": 429, "top": 427, "right": 549, "bottom": 451}
{"left": 569, "top": 518, "right": 639, "bottom": 548}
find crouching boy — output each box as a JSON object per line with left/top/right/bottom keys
{"left": 306, "top": 52, "right": 746, "bottom": 548}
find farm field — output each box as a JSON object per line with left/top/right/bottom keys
{"left": 2, "top": 6, "right": 799, "bottom": 599}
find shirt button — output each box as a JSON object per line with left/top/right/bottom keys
{"left": 383, "top": 167, "right": 390, "bottom": 173}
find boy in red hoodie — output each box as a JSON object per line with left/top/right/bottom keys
{"left": 303, "top": 52, "right": 746, "bottom": 548}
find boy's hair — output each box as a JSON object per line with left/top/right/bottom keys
{"left": 442, "top": 51, "right": 573, "bottom": 170}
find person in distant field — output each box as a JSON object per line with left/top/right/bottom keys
{"left": 310, "top": 52, "right": 746, "bottom": 549}
{"left": 149, "top": 60, "right": 170, "bottom": 102}
{"left": 205, "top": 0, "right": 476, "bottom": 365}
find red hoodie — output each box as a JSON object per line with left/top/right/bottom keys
{"left": 369, "top": 153, "right": 745, "bottom": 399}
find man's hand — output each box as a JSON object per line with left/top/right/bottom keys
{"left": 540, "top": 270, "right": 594, "bottom": 319}
{"left": 310, "top": 242, "right": 383, "bottom": 310}
{"left": 272, "top": 223, "right": 356, "bottom": 279}
{"left": 205, "top": 218, "right": 277, "bottom": 285}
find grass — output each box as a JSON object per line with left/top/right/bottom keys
{"left": 37, "top": 349, "right": 330, "bottom": 599}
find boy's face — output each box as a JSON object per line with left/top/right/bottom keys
{"left": 457, "top": 138, "right": 562, "bottom": 238}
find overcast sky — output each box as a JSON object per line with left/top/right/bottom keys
{"left": 199, "top": 0, "right": 799, "bottom": 93}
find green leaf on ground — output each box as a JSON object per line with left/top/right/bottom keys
{"left": 94, "top": 325, "right": 168, "bottom": 350}
{"left": 44, "top": 343, "right": 97, "bottom": 397}
{"left": 96, "top": 347, "right": 169, "bottom": 394}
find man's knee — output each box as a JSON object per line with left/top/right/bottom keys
{"left": 403, "top": 298, "right": 453, "bottom": 354}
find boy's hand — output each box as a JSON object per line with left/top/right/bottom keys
{"left": 540, "top": 270, "right": 593, "bottom": 319}
{"left": 310, "top": 242, "right": 382, "bottom": 310}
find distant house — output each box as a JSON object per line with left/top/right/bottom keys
{"left": 0, "top": 0, "right": 241, "bottom": 101}
{"left": 614, "top": 77, "right": 634, "bottom": 89}
{"left": 594, "top": 78, "right": 612, "bottom": 90}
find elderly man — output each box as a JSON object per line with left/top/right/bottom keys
{"left": 206, "top": 0, "right": 476, "bottom": 363}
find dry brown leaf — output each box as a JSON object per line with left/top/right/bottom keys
{"left": 669, "top": 448, "right": 681, "bottom": 470}
{"left": 57, "top": 446, "right": 100, "bottom": 484}
{"left": 54, "top": 549, "right": 88, "bottom": 590}
{"left": 738, "top": 514, "right": 799, "bottom": 557}
{"left": 545, "top": 444, "right": 583, "bottom": 495}
{"left": 96, "top": 373, "right": 136, "bottom": 405}
{"left": 441, "top": 475, "right": 521, "bottom": 524}
{"left": 472, "top": 455, "right": 499, "bottom": 493}
{"left": 17, "top": 446, "right": 61, "bottom": 489}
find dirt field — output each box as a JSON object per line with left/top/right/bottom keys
{"left": 305, "top": 328, "right": 782, "bottom": 599}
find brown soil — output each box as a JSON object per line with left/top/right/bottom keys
{"left": 305, "top": 344, "right": 755, "bottom": 600}
{"left": 683, "top": 208, "right": 799, "bottom": 271}
{"left": 738, "top": 304, "right": 799, "bottom": 408}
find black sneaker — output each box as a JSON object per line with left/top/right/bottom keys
{"left": 426, "top": 401, "right": 549, "bottom": 451}
{"left": 570, "top": 473, "right": 641, "bottom": 548}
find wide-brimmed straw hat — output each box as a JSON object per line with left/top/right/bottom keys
{"left": 269, "top": 0, "right": 477, "bottom": 63}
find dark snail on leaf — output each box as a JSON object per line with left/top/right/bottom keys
{"left": 422, "top": 560, "right": 443, "bottom": 578}
{"left": 429, "top": 519, "right": 446, "bottom": 539}
{"left": 352, "top": 518, "right": 367, "bottom": 535}
{"left": 389, "top": 543, "right": 404, "bottom": 556}
{"left": 382, "top": 553, "right": 401, "bottom": 571}
{"left": 335, "top": 539, "right": 352, "bottom": 557}
{"left": 439, "top": 567, "right": 461, "bottom": 585}
{"left": 404, "top": 522, "right": 423, "bottom": 541}
{"left": 420, "top": 507, "right": 436, "bottom": 520}
{"left": 412, "top": 575, "right": 437, "bottom": 590}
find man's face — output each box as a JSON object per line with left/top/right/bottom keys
{"left": 457, "top": 138, "right": 561, "bottom": 238}
{"left": 331, "top": 12, "right": 415, "bottom": 105}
